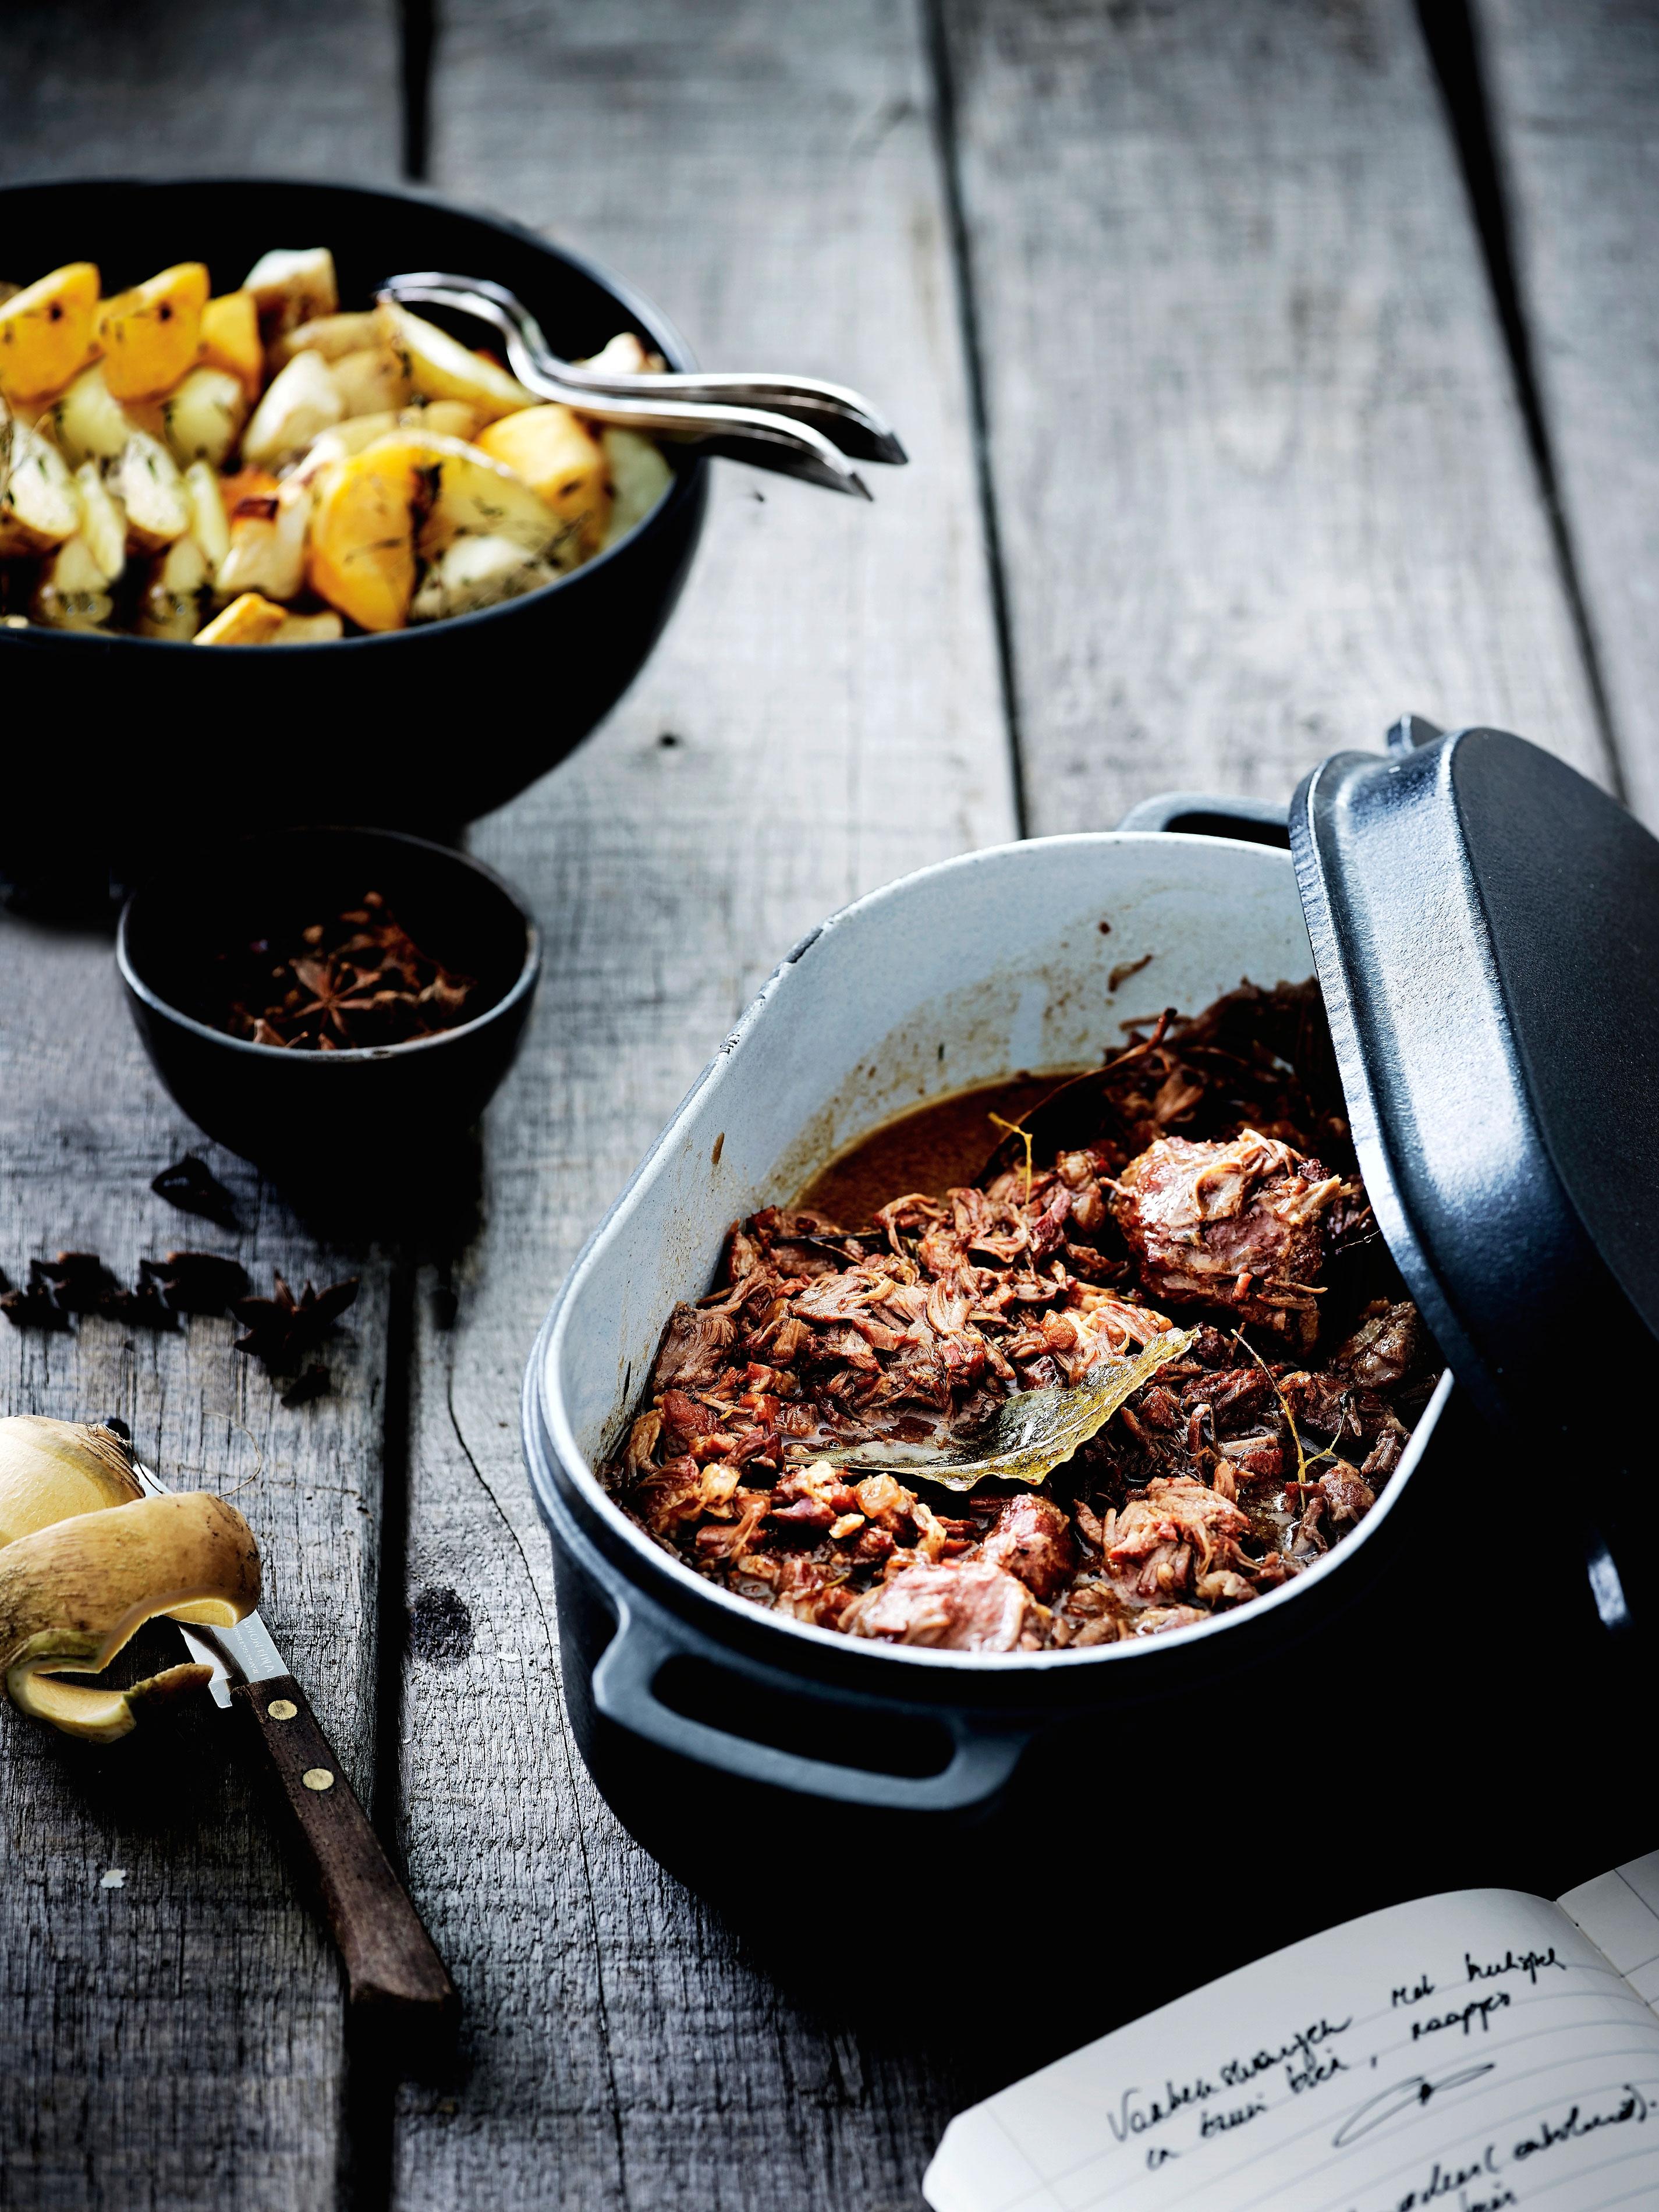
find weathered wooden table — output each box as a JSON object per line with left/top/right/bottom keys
{"left": 3, "top": 1, "right": 1654, "bottom": 2203}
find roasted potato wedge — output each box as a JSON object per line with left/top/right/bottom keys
{"left": 330, "top": 345, "right": 412, "bottom": 418}
{"left": 476, "top": 404, "right": 611, "bottom": 557}
{"left": 97, "top": 264, "right": 209, "bottom": 400}
{"left": 241, "top": 349, "right": 345, "bottom": 466}
{"left": 183, "top": 460, "right": 229, "bottom": 574}
{"left": 244, "top": 247, "right": 338, "bottom": 343}
{"left": 200, "top": 289, "right": 263, "bottom": 396}
{"left": 307, "top": 441, "right": 420, "bottom": 631}
{"left": 194, "top": 590, "right": 289, "bottom": 645}
{"left": 375, "top": 303, "right": 534, "bottom": 423}
{"left": 410, "top": 532, "right": 556, "bottom": 622}
{"left": 601, "top": 427, "right": 673, "bottom": 547}
{"left": 30, "top": 536, "right": 114, "bottom": 630}
{"left": 138, "top": 534, "right": 210, "bottom": 640}
{"left": 398, "top": 397, "right": 485, "bottom": 442}
{"left": 0, "top": 424, "right": 82, "bottom": 553}
{"left": 271, "top": 609, "right": 344, "bottom": 644}
{"left": 394, "top": 431, "right": 562, "bottom": 560}
{"left": 108, "top": 433, "right": 191, "bottom": 552}
{"left": 161, "top": 366, "right": 249, "bottom": 470}
{"left": 73, "top": 463, "right": 127, "bottom": 580}
{"left": 51, "top": 363, "right": 134, "bottom": 466}
{"left": 0, "top": 263, "right": 101, "bottom": 403}
{"left": 215, "top": 475, "right": 311, "bottom": 603}
{"left": 270, "top": 311, "right": 382, "bottom": 369}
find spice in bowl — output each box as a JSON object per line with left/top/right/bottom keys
{"left": 213, "top": 891, "right": 478, "bottom": 1051}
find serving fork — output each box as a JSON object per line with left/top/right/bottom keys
{"left": 380, "top": 270, "right": 906, "bottom": 499}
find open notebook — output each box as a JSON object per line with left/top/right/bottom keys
{"left": 926, "top": 1852, "right": 1659, "bottom": 2212}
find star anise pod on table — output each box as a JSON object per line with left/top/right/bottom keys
{"left": 232, "top": 1272, "right": 360, "bottom": 1370}
{"left": 151, "top": 1153, "right": 241, "bottom": 1229}
{"left": 30, "top": 1252, "right": 117, "bottom": 1314}
{"left": 0, "top": 1268, "right": 69, "bottom": 1331}
{"left": 139, "top": 1252, "right": 250, "bottom": 1314}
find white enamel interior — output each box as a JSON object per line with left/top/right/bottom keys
{"left": 538, "top": 832, "right": 1447, "bottom": 1669}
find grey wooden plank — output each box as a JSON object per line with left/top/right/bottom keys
{"left": 0, "top": 921, "right": 393, "bottom": 2212}
{"left": 940, "top": 0, "right": 1610, "bottom": 830}
{"left": 394, "top": 1, "right": 1013, "bottom": 2205}
{"left": 0, "top": 0, "right": 399, "bottom": 182}
{"left": 1475, "top": 0, "right": 1659, "bottom": 825}
{"left": 0, "top": 8, "right": 401, "bottom": 2208}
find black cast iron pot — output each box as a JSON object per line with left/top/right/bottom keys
{"left": 522, "top": 779, "right": 1653, "bottom": 2002}
{"left": 0, "top": 176, "right": 707, "bottom": 896}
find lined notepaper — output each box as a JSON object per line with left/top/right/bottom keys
{"left": 925, "top": 1887, "right": 1659, "bottom": 2212}
{"left": 1562, "top": 1851, "right": 1659, "bottom": 2012}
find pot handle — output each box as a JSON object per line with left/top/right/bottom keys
{"left": 1114, "top": 790, "right": 1288, "bottom": 845}
{"left": 591, "top": 1598, "right": 1030, "bottom": 1814}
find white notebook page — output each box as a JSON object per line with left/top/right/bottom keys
{"left": 924, "top": 1885, "right": 1659, "bottom": 2212}
{"left": 1562, "top": 1852, "right": 1659, "bottom": 2014}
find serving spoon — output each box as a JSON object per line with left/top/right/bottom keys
{"left": 379, "top": 271, "right": 907, "bottom": 499}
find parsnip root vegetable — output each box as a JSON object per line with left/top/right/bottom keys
{"left": 244, "top": 246, "right": 338, "bottom": 343}
{"left": 0, "top": 1418, "right": 141, "bottom": 1549}
{"left": 195, "top": 590, "right": 290, "bottom": 644}
{"left": 0, "top": 1491, "right": 261, "bottom": 1742}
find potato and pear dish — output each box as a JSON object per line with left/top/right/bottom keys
{"left": 0, "top": 247, "right": 672, "bottom": 641}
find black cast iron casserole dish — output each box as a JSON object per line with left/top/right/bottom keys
{"left": 0, "top": 177, "right": 708, "bottom": 884}
{"left": 522, "top": 731, "right": 1659, "bottom": 1950}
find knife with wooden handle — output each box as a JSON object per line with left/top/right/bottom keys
{"left": 132, "top": 1459, "right": 456, "bottom": 2040}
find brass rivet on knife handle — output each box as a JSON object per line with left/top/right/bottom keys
{"left": 233, "top": 1673, "right": 457, "bottom": 2042}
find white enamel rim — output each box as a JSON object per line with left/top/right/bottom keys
{"left": 536, "top": 831, "right": 1451, "bottom": 1675}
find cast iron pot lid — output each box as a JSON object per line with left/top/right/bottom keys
{"left": 1291, "top": 714, "right": 1659, "bottom": 1628}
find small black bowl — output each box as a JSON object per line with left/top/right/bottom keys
{"left": 0, "top": 175, "right": 708, "bottom": 894}
{"left": 117, "top": 827, "right": 540, "bottom": 1177}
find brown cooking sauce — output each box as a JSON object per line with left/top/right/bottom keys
{"left": 799, "top": 1075, "right": 1066, "bottom": 1222}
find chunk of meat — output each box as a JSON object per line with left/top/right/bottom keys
{"left": 1332, "top": 1300, "right": 1424, "bottom": 1389}
{"left": 1105, "top": 1474, "right": 1253, "bottom": 1600}
{"left": 768, "top": 1459, "right": 859, "bottom": 1530}
{"left": 843, "top": 1560, "right": 1036, "bottom": 1650}
{"left": 1318, "top": 1459, "right": 1376, "bottom": 1529}
{"left": 979, "top": 1493, "right": 1076, "bottom": 1600}
{"left": 652, "top": 1303, "right": 739, "bottom": 1390}
{"left": 1109, "top": 1130, "right": 1340, "bottom": 1348}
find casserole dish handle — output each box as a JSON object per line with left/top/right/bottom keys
{"left": 592, "top": 1597, "right": 1031, "bottom": 1814}
{"left": 1114, "top": 791, "right": 1288, "bottom": 845}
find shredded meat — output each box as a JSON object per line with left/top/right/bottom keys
{"left": 604, "top": 981, "right": 1440, "bottom": 1653}
{"left": 843, "top": 1561, "right": 1038, "bottom": 1651}
{"left": 1109, "top": 1130, "right": 1341, "bottom": 1349}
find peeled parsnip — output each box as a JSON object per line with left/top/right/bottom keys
{"left": 0, "top": 1416, "right": 263, "bottom": 1742}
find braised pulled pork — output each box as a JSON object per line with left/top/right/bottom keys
{"left": 604, "top": 981, "right": 1440, "bottom": 1653}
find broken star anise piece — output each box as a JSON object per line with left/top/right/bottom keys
{"left": 0, "top": 1271, "right": 70, "bottom": 1332}
{"left": 30, "top": 1253, "right": 116, "bottom": 1314}
{"left": 139, "top": 1252, "right": 250, "bottom": 1315}
{"left": 151, "top": 1154, "right": 241, "bottom": 1230}
{"left": 232, "top": 1272, "right": 360, "bottom": 1370}
{"left": 97, "top": 1285, "right": 179, "bottom": 1332}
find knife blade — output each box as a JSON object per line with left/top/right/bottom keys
{"left": 134, "top": 1462, "right": 284, "bottom": 1705}
{"left": 132, "top": 1456, "right": 456, "bottom": 2042}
